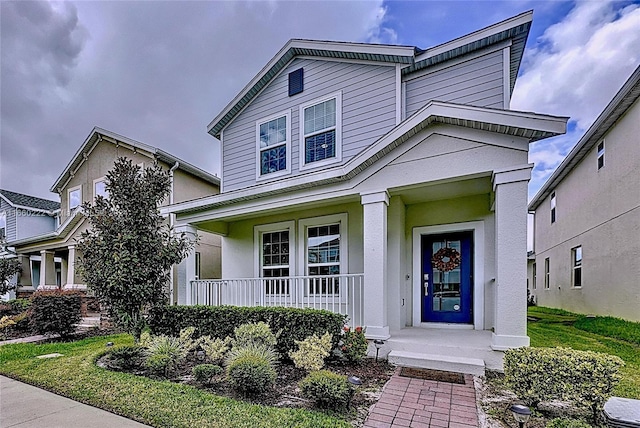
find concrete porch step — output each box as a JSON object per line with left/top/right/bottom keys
{"left": 77, "top": 316, "right": 100, "bottom": 329}
{"left": 388, "top": 350, "right": 485, "bottom": 376}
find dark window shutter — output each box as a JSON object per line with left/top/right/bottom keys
{"left": 288, "top": 68, "right": 303, "bottom": 96}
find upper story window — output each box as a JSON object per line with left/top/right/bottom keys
{"left": 0, "top": 211, "right": 6, "bottom": 239}
{"left": 300, "top": 92, "right": 342, "bottom": 170}
{"left": 544, "top": 257, "right": 550, "bottom": 289}
{"left": 550, "top": 192, "right": 556, "bottom": 224}
{"left": 68, "top": 186, "right": 82, "bottom": 212}
{"left": 256, "top": 111, "right": 291, "bottom": 179}
{"left": 572, "top": 246, "right": 582, "bottom": 288}
{"left": 597, "top": 141, "right": 605, "bottom": 170}
{"left": 94, "top": 178, "right": 108, "bottom": 200}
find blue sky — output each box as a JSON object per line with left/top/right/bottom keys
{"left": 1, "top": 1, "right": 639, "bottom": 201}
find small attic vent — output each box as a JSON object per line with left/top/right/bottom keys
{"left": 288, "top": 68, "right": 303, "bottom": 96}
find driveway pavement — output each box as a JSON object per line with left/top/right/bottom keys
{"left": 0, "top": 376, "right": 151, "bottom": 428}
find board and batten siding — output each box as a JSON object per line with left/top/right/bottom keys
{"left": 404, "top": 49, "right": 505, "bottom": 118}
{"left": 0, "top": 200, "right": 16, "bottom": 241}
{"left": 222, "top": 57, "right": 397, "bottom": 192}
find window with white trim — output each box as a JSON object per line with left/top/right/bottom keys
{"left": 544, "top": 257, "right": 550, "bottom": 289}
{"left": 256, "top": 222, "right": 294, "bottom": 295}
{"left": 532, "top": 262, "right": 537, "bottom": 290}
{"left": 550, "top": 192, "right": 556, "bottom": 224}
{"left": 301, "top": 216, "right": 346, "bottom": 295}
{"left": 0, "top": 211, "right": 6, "bottom": 240}
{"left": 195, "top": 252, "right": 201, "bottom": 280}
{"left": 597, "top": 141, "right": 605, "bottom": 170}
{"left": 94, "top": 178, "right": 108, "bottom": 200}
{"left": 572, "top": 246, "right": 582, "bottom": 288}
{"left": 256, "top": 111, "right": 291, "bottom": 178}
{"left": 68, "top": 186, "right": 82, "bottom": 211}
{"left": 300, "top": 92, "right": 341, "bottom": 169}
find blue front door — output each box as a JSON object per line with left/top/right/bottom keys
{"left": 421, "top": 232, "right": 473, "bottom": 323}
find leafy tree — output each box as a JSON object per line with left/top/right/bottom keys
{"left": 77, "top": 158, "right": 195, "bottom": 342}
{"left": 0, "top": 257, "right": 22, "bottom": 295}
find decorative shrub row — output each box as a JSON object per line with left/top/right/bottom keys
{"left": 30, "top": 290, "right": 82, "bottom": 337}
{"left": 147, "top": 305, "right": 346, "bottom": 356}
{"left": 504, "top": 347, "right": 624, "bottom": 419}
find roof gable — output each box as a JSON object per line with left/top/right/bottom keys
{"left": 528, "top": 64, "right": 640, "bottom": 211}
{"left": 0, "top": 189, "right": 60, "bottom": 212}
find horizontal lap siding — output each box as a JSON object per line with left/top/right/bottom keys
{"left": 404, "top": 50, "right": 504, "bottom": 118}
{"left": 222, "top": 58, "right": 397, "bottom": 192}
{"left": 1, "top": 200, "right": 16, "bottom": 241}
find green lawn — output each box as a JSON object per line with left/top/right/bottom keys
{"left": 0, "top": 334, "right": 349, "bottom": 428}
{"left": 528, "top": 306, "right": 640, "bottom": 399}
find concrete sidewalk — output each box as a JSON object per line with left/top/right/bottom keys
{"left": 0, "top": 376, "right": 151, "bottom": 428}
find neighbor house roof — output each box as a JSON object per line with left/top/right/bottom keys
{"left": 207, "top": 10, "right": 533, "bottom": 139}
{"left": 0, "top": 189, "right": 60, "bottom": 213}
{"left": 51, "top": 127, "right": 220, "bottom": 193}
{"left": 528, "top": 64, "right": 640, "bottom": 211}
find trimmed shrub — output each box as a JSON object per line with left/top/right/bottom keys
{"left": 340, "top": 326, "right": 368, "bottom": 363}
{"left": 289, "top": 332, "right": 332, "bottom": 371}
{"left": 299, "top": 370, "right": 354, "bottom": 409}
{"left": 109, "top": 345, "right": 146, "bottom": 370}
{"left": 504, "top": 347, "right": 624, "bottom": 418}
{"left": 233, "top": 322, "right": 277, "bottom": 349}
{"left": 192, "top": 364, "right": 223, "bottom": 384}
{"left": 30, "top": 290, "right": 82, "bottom": 337}
{"left": 200, "top": 336, "right": 231, "bottom": 365}
{"left": 546, "top": 418, "right": 591, "bottom": 428}
{"left": 148, "top": 305, "right": 346, "bottom": 357}
{"left": 226, "top": 344, "right": 277, "bottom": 394}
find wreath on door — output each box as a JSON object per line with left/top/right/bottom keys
{"left": 432, "top": 247, "right": 461, "bottom": 272}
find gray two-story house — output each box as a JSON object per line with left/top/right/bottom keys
{"left": 166, "top": 11, "right": 568, "bottom": 373}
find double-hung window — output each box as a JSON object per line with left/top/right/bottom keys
{"left": 256, "top": 111, "right": 291, "bottom": 179}
{"left": 550, "top": 192, "right": 556, "bottom": 224}
{"left": 532, "top": 262, "right": 537, "bottom": 290}
{"left": 300, "top": 92, "right": 342, "bottom": 169}
{"left": 256, "top": 222, "right": 294, "bottom": 295}
{"left": 572, "top": 246, "right": 582, "bottom": 288}
{"left": 0, "top": 211, "right": 6, "bottom": 239}
{"left": 597, "top": 141, "right": 605, "bottom": 170}
{"left": 68, "top": 186, "right": 82, "bottom": 212}
{"left": 544, "top": 258, "right": 550, "bottom": 289}
{"left": 93, "top": 178, "right": 108, "bottom": 200}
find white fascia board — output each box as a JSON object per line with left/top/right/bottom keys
{"left": 415, "top": 10, "right": 532, "bottom": 62}
{"left": 9, "top": 208, "right": 83, "bottom": 247}
{"left": 167, "top": 102, "right": 567, "bottom": 217}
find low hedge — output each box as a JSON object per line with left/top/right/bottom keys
{"left": 504, "top": 346, "right": 624, "bottom": 419}
{"left": 148, "top": 305, "right": 346, "bottom": 356}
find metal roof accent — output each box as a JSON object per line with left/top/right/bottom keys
{"left": 528, "top": 64, "right": 640, "bottom": 211}
{"left": 0, "top": 189, "right": 60, "bottom": 212}
{"left": 50, "top": 127, "right": 220, "bottom": 193}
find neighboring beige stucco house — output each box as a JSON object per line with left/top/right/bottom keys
{"left": 528, "top": 65, "right": 640, "bottom": 322}
{"left": 165, "top": 11, "right": 568, "bottom": 374}
{"left": 10, "top": 127, "right": 221, "bottom": 304}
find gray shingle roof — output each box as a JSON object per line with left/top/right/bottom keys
{"left": 0, "top": 189, "right": 60, "bottom": 211}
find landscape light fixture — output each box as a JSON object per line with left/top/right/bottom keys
{"left": 347, "top": 376, "right": 362, "bottom": 386}
{"left": 509, "top": 404, "right": 531, "bottom": 428}
{"left": 373, "top": 339, "right": 385, "bottom": 362}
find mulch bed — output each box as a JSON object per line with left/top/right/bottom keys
{"left": 399, "top": 367, "right": 466, "bottom": 384}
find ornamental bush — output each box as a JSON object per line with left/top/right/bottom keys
{"left": 504, "top": 347, "right": 624, "bottom": 419}
{"left": 192, "top": 364, "right": 223, "bottom": 384}
{"left": 108, "top": 345, "right": 146, "bottom": 371}
{"left": 233, "top": 322, "right": 277, "bottom": 349}
{"left": 30, "top": 290, "right": 82, "bottom": 337}
{"left": 144, "top": 334, "right": 189, "bottom": 377}
{"left": 147, "top": 305, "right": 346, "bottom": 357}
{"left": 299, "top": 370, "right": 354, "bottom": 409}
{"left": 225, "top": 344, "right": 277, "bottom": 395}
{"left": 289, "top": 332, "right": 332, "bottom": 371}
{"left": 340, "top": 326, "right": 368, "bottom": 363}
{"left": 200, "top": 336, "right": 231, "bottom": 365}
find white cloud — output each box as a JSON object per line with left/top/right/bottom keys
{"left": 512, "top": 1, "right": 640, "bottom": 197}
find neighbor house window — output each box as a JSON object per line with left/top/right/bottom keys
{"left": 256, "top": 111, "right": 291, "bottom": 179}
{"left": 532, "top": 262, "right": 537, "bottom": 290}
{"left": 195, "top": 252, "right": 201, "bottom": 280}
{"left": 255, "top": 221, "right": 294, "bottom": 296}
{"left": 68, "top": 186, "right": 82, "bottom": 212}
{"left": 0, "top": 211, "right": 5, "bottom": 239}
{"left": 572, "top": 246, "right": 582, "bottom": 288}
{"left": 93, "top": 178, "right": 108, "bottom": 200}
{"left": 597, "top": 141, "right": 605, "bottom": 170}
{"left": 300, "top": 92, "right": 342, "bottom": 169}
{"left": 550, "top": 192, "right": 556, "bottom": 223}
{"left": 544, "top": 258, "right": 550, "bottom": 289}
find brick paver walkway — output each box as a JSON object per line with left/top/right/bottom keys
{"left": 364, "top": 369, "right": 479, "bottom": 428}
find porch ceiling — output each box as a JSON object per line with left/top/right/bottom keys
{"left": 390, "top": 175, "right": 493, "bottom": 205}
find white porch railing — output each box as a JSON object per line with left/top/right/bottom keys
{"left": 188, "top": 274, "right": 364, "bottom": 327}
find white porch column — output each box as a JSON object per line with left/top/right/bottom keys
{"left": 361, "top": 191, "right": 390, "bottom": 339}
{"left": 174, "top": 224, "right": 198, "bottom": 305}
{"left": 491, "top": 165, "right": 532, "bottom": 350}
{"left": 40, "top": 250, "right": 57, "bottom": 289}
{"left": 65, "top": 246, "right": 76, "bottom": 287}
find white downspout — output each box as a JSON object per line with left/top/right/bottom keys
{"left": 169, "top": 162, "right": 179, "bottom": 304}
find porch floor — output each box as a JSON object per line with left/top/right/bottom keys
{"left": 378, "top": 328, "right": 504, "bottom": 374}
